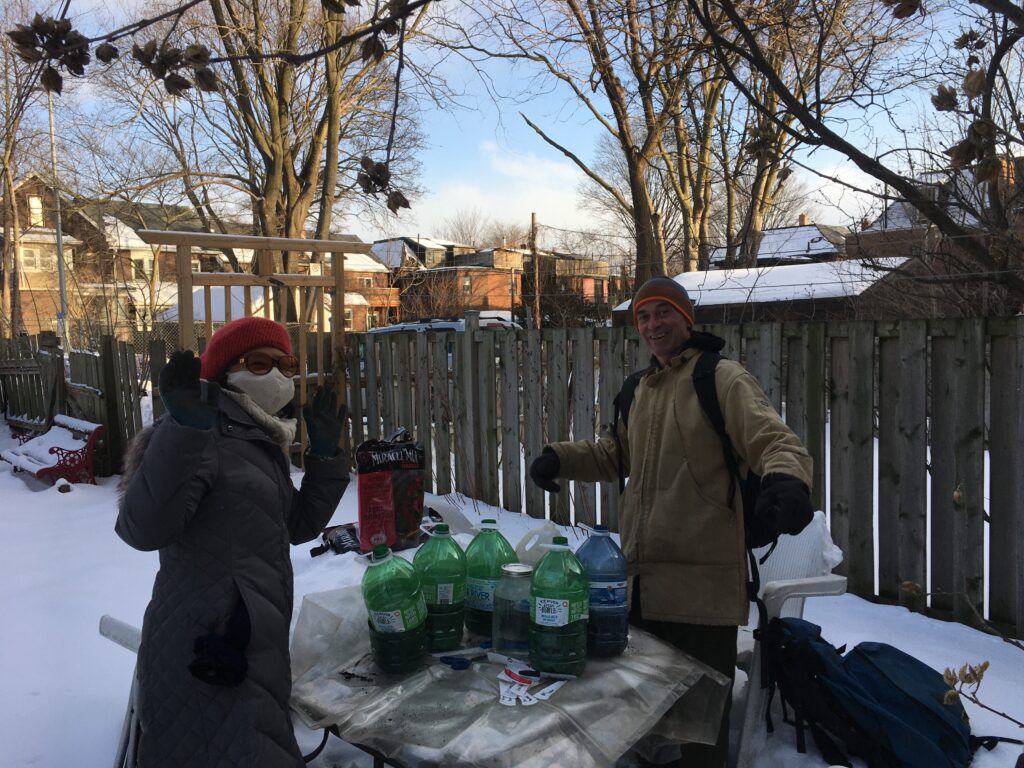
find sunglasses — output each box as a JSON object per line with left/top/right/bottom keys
{"left": 237, "top": 351, "right": 298, "bottom": 377}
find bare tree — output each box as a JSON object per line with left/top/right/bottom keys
{"left": 437, "top": 206, "right": 489, "bottom": 246}
{"left": 688, "top": 0, "right": 1024, "bottom": 306}
{"left": 437, "top": 207, "right": 530, "bottom": 248}
{"left": 0, "top": 0, "right": 49, "bottom": 337}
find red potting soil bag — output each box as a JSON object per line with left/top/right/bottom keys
{"left": 355, "top": 430, "right": 425, "bottom": 552}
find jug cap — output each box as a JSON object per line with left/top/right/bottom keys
{"left": 501, "top": 563, "right": 533, "bottom": 578}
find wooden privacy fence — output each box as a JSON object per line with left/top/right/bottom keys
{"left": 347, "top": 314, "right": 1023, "bottom": 635}
{"left": 1, "top": 334, "right": 144, "bottom": 475}
{"left": 0, "top": 334, "right": 64, "bottom": 430}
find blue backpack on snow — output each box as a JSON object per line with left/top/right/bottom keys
{"left": 758, "top": 617, "right": 1019, "bottom": 768}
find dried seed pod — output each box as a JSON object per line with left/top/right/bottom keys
{"left": 945, "top": 139, "right": 977, "bottom": 169}
{"left": 888, "top": 0, "right": 920, "bottom": 19}
{"left": 387, "top": 189, "right": 410, "bottom": 213}
{"left": 7, "top": 26, "right": 39, "bottom": 48}
{"left": 370, "top": 161, "right": 391, "bottom": 187}
{"left": 194, "top": 67, "right": 220, "bottom": 92}
{"left": 968, "top": 118, "right": 997, "bottom": 144}
{"left": 931, "top": 84, "right": 958, "bottom": 112}
{"left": 360, "top": 36, "right": 386, "bottom": 62}
{"left": 95, "top": 42, "right": 119, "bottom": 63}
{"left": 975, "top": 156, "right": 1002, "bottom": 184}
{"left": 963, "top": 69, "right": 986, "bottom": 98}
{"left": 182, "top": 44, "right": 210, "bottom": 67}
{"left": 133, "top": 40, "right": 157, "bottom": 66}
{"left": 163, "top": 72, "right": 193, "bottom": 96}
{"left": 40, "top": 65, "right": 63, "bottom": 94}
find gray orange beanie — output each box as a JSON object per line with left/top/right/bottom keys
{"left": 632, "top": 277, "right": 695, "bottom": 328}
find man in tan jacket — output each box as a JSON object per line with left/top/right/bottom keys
{"left": 529, "top": 276, "right": 813, "bottom": 768}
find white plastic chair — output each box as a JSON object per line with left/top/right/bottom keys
{"left": 729, "top": 511, "right": 847, "bottom": 768}
{"left": 99, "top": 615, "right": 142, "bottom": 768}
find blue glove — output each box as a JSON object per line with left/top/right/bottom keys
{"left": 303, "top": 386, "right": 346, "bottom": 458}
{"left": 159, "top": 351, "right": 218, "bottom": 430}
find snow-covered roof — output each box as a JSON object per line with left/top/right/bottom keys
{"left": 412, "top": 236, "right": 473, "bottom": 250}
{"left": 158, "top": 287, "right": 370, "bottom": 322}
{"left": 121, "top": 280, "right": 181, "bottom": 311}
{"left": 371, "top": 240, "right": 422, "bottom": 270}
{"left": 709, "top": 224, "right": 846, "bottom": 265}
{"left": 101, "top": 215, "right": 150, "bottom": 250}
{"left": 341, "top": 252, "right": 389, "bottom": 273}
{"left": 14, "top": 228, "right": 82, "bottom": 247}
{"left": 614, "top": 258, "right": 907, "bottom": 312}
{"left": 158, "top": 286, "right": 268, "bottom": 322}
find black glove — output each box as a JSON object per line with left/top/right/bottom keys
{"left": 752, "top": 474, "right": 813, "bottom": 543}
{"left": 529, "top": 449, "right": 561, "bottom": 493}
{"left": 188, "top": 598, "right": 250, "bottom": 687}
{"left": 303, "top": 385, "right": 346, "bottom": 458}
{"left": 189, "top": 634, "right": 248, "bottom": 687}
{"left": 159, "top": 350, "right": 219, "bottom": 430}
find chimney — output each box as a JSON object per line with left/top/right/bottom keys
{"left": 798, "top": 212, "right": 809, "bottom": 227}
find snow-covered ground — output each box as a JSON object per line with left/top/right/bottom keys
{"left": 0, "top": 418, "right": 1021, "bottom": 768}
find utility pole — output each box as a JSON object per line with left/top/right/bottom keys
{"left": 47, "top": 91, "right": 68, "bottom": 348}
{"left": 530, "top": 212, "right": 540, "bottom": 330}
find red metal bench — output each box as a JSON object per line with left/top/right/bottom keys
{"left": 2, "top": 414, "right": 106, "bottom": 485}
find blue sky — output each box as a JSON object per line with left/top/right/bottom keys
{"left": 64, "top": 0, "right": 895, "bottom": 245}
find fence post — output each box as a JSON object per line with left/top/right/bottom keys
{"left": 100, "top": 335, "right": 126, "bottom": 474}
{"left": 989, "top": 316, "right": 1024, "bottom": 637}
{"left": 175, "top": 245, "right": 195, "bottom": 351}
{"left": 149, "top": 339, "right": 167, "bottom": 420}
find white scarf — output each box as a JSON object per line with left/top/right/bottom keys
{"left": 222, "top": 389, "right": 297, "bottom": 453}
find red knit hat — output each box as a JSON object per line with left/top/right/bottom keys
{"left": 632, "top": 277, "right": 695, "bottom": 328}
{"left": 200, "top": 316, "right": 293, "bottom": 381}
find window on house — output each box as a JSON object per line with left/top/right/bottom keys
{"left": 595, "top": 281, "right": 605, "bottom": 305}
{"left": 28, "top": 196, "right": 44, "bottom": 227}
{"left": 462, "top": 276, "right": 472, "bottom": 296}
{"left": 132, "top": 257, "right": 153, "bottom": 279}
{"left": 344, "top": 308, "right": 354, "bottom": 331}
{"left": 361, "top": 276, "right": 373, "bottom": 288}
{"left": 368, "top": 310, "right": 379, "bottom": 328}
{"left": 20, "top": 247, "right": 55, "bottom": 272}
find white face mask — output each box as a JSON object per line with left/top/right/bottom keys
{"left": 226, "top": 368, "right": 295, "bottom": 415}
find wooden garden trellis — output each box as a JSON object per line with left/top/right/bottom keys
{"left": 349, "top": 314, "right": 1024, "bottom": 636}
{"left": 138, "top": 230, "right": 368, "bottom": 459}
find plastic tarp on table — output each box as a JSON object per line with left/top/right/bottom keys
{"left": 290, "top": 586, "right": 730, "bottom": 768}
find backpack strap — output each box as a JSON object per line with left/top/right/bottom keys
{"left": 693, "top": 351, "right": 771, "bottom": 635}
{"left": 692, "top": 350, "right": 737, "bottom": 506}
{"left": 611, "top": 369, "right": 646, "bottom": 494}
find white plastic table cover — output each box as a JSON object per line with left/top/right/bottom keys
{"left": 290, "top": 586, "right": 730, "bottom": 768}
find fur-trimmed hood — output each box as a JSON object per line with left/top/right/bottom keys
{"left": 118, "top": 425, "right": 156, "bottom": 498}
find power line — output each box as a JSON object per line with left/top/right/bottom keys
{"left": 533, "top": 220, "right": 1024, "bottom": 261}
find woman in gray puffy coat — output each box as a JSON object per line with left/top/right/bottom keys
{"left": 117, "top": 316, "right": 349, "bottom": 767}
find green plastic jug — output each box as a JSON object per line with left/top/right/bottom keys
{"left": 413, "top": 523, "right": 467, "bottom": 652}
{"left": 529, "top": 535, "right": 589, "bottom": 676}
{"left": 463, "top": 519, "right": 517, "bottom": 637}
{"left": 361, "top": 544, "right": 427, "bottom": 673}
